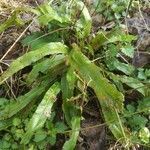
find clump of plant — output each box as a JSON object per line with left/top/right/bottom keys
{"left": 123, "top": 97, "right": 150, "bottom": 145}
{"left": 0, "top": 0, "right": 149, "bottom": 149}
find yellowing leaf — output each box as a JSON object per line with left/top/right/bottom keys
{"left": 69, "top": 44, "right": 129, "bottom": 142}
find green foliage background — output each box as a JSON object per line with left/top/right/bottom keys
{"left": 0, "top": 0, "right": 149, "bottom": 149}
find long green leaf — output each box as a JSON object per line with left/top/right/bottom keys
{"left": 69, "top": 44, "right": 129, "bottom": 142}
{"left": 75, "top": 1, "right": 92, "bottom": 38}
{"left": 0, "top": 7, "right": 39, "bottom": 33}
{"left": 0, "top": 97, "right": 37, "bottom": 131}
{"left": 61, "top": 68, "right": 78, "bottom": 127}
{"left": 0, "top": 61, "right": 66, "bottom": 130}
{"left": 26, "top": 55, "right": 65, "bottom": 84}
{"left": 113, "top": 60, "right": 135, "bottom": 75}
{"left": 0, "top": 79, "right": 50, "bottom": 120}
{"left": 0, "top": 42, "right": 68, "bottom": 85}
{"left": 63, "top": 117, "right": 81, "bottom": 150}
{"left": 37, "top": 3, "right": 62, "bottom": 25}
{"left": 0, "top": 12, "right": 24, "bottom": 33}
{"left": 0, "top": 59, "right": 66, "bottom": 121}
{"left": 119, "top": 76, "right": 146, "bottom": 95}
{"left": 110, "top": 73, "right": 146, "bottom": 96}
{"left": 61, "top": 68, "right": 76, "bottom": 101}
{"left": 90, "top": 29, "right": 136, "bottom": 50}
{"left": 61, "top": 69, "right": 81, "bottom": 149}
{"left": 0, "top": 118, "right": 13, "bottom": 130}
{"left": 21, "top": 82, "right": 60, "bottom": 144}
{"left": 90, "top": 31, "right": 109, "bottom": 50}
{"left": 22, "top": 32, "right": 61, "bottom": 50}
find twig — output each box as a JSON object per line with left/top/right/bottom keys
{"left": 0, "top": 20, "right": 34, "bottom": 61}
{"left": 138, "top": 0, "right": 150, "bottom": 31}
{"left": 125, "top": 0, "right": 133, "bottom": 33}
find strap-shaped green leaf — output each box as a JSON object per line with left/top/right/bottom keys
{"left": 61, "top": 69, "right": 81, "bottom": 150}
{"left": 0, "top": 59, "right": 66, "bottom": 121}
{"left": 63, "top": 117, "right": 81, "bottom": 150}
{"left": 75, "top": 1, "right": 92, "bottom": 38}
{"left": 26, "top": 55, "right": 65, "bottom": 84}
{"left": 113, "top": 59, "right": 135, "bottom": 75}
{"left": 61, "top": 69, "right": 78, "bottom": 127}
{"left": 69, "top": 44, "right": 129, "bottom": 142}
{"left": 0, "top": 42, "right": 68, "bottom": 85}
{"left": 0, "top": 11, "right": 24, "bottom": 33}
{"left": 110, "top": 73, "right": 146, "bottom": 96}
{"left": 0, "top": 79, "right": 51, "bottom": 121}
{"left": 0, "top": 118, "right": 13, "bottom": 131}
{"left": 21, "top": 82, "right": 60, "bottom": 144}
{"left": 37, "top": 3, "right": 62, "bottom": 25}
{"left": 0, "top": 7, "right": 39, "bottom": 33}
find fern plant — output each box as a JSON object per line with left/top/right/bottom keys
{"left": 0, "top": 1, "right": 149, "bottom": 149}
